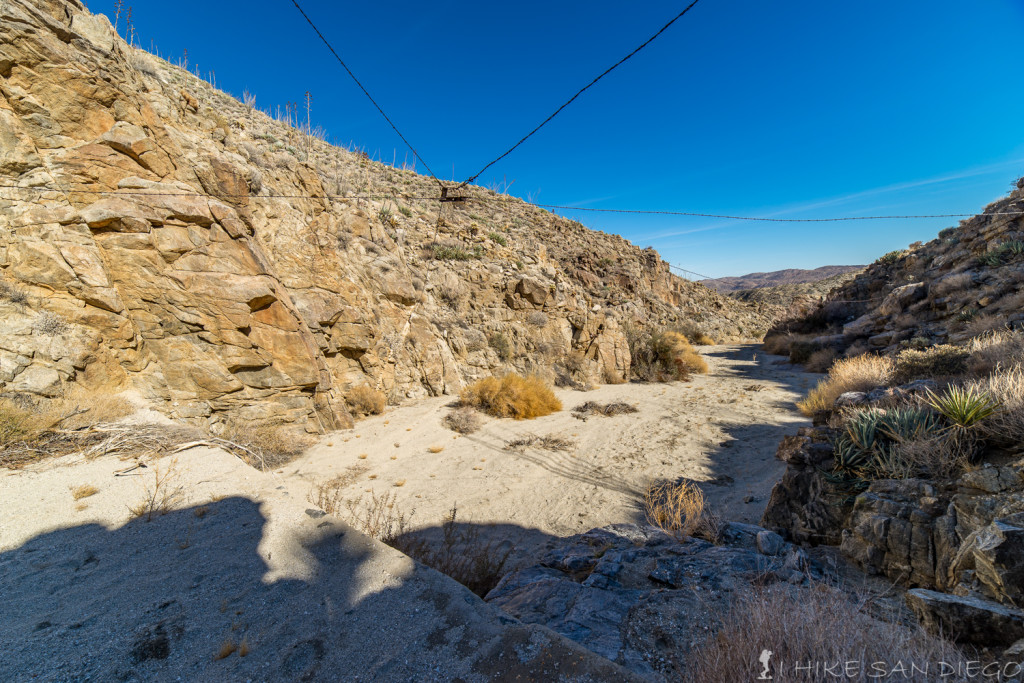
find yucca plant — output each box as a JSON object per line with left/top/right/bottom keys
{"left": 926, "top": 385, "right": 1000, "bottom": 430}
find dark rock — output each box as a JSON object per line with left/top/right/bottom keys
{"left": 906, "top": 589, "right": 1024, "bottom": 646}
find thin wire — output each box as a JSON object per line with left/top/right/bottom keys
{"left": 6, "top": 183, "right": 1024, "bottom": 223}
{"left": 287, "top": 0, "right": 443, "bottom": 188}
{"left": 530, "top": 202, "right": 1020, "bottom": 222}
{"left": 457, "top": 1, "right": 704, "bottom": 189}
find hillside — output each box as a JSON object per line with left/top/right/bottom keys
{"left": 730, "top": 268, "right": 864, "bottom": 313}
{"left": 773, "top": 181, "right": 1024, "bottom": 354}
{"left": 706, "top": 265, "right": 863, "bottom": 292}
{"left": 0, "top": 0, "right": 771, "bottom": 435}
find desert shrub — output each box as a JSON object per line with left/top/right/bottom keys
{"left": 346, "top": 385, "right": 386, "bottom": 417}
{"left": 488, "top": 331, "right": 512, "bottom": 361}
{"left": 644, "top": 480, "right": 706, "bottom": 541}
{"left": 504, "top": 433, "right": 574, "bottom": 451}
{"left": 832, "top": 407, "right": 942, "bottom": 480}
{"left": 0, "top": 280, "right": 28, "bottom": 305}
{"left": 443, "top": 407, "right": 482, "bottom": 434}
{"left": 685, "top": 584, "right": 967, "bottom": 683}
{"left": 797, "top": 355, "right": 894, "bottom": 416}
{"left": 128, "top": 458, "right": 185, "bottom": 521}
{"left": 930, "top": 272, "right": 971, "bottom": 298}
{"left": 554, "top": 351, "right": 592, "bottom": 391}
{"left": 675, "top": 322, "right": 716, "bottom": 345}
{"left": 875, "top": 249, "right": 907, "bottom": 265}
{"left": 962, "top": 314, "right": 1002, "bottom": 339}
{"left": 762, "top": 333, "right": 795, "bottom": 356}
{"left": 892, "top": 345, "right": 970, "bottom": 384}
{"left": 434, "top": 284, "right": 464, "bottom": 310}
{"left": 631, "top": 330, "right": 708, "bottom": 381}
{"left": 971, "top": 365, "right": 1024, "bottom": 445}
{"left": 967, "top": 329, "right": 1024, "bottom": 375}
{"left": 571, "top": 401, "right": 638, "bottom": 417}
{"left": 803, "top": 348, "right": 837, "bottom": 373}
{"left": 33, "top": 311, "right": 68, "bottom": 335}
{"left": 893, "top": 433, "right": 975, "bottom": 480}
{"left": 0, "top": 400, "right": 31, "bottom": 447}
{"left": 392, "top": 505, "right": 512, "bottom": 597}
{"left": 526, "top": 311, "right": 548, "bottom": 327}
{"left": 487, "top": 231, "right": 507, "bottom": 246}
{"left": 431, "top": 242, "right": 482, "bottom": 261}
{"left": 221, "top": 421, "right": 316, "bottom": 470}
{"left": 460, "top": 374, "right": 562, "bottom": 419}
{"left": 337, "top": 490, "right": 414, "bottom": 544}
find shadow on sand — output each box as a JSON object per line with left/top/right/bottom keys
{"left": 0, "top": 497, "right": 632, "bottom": 681}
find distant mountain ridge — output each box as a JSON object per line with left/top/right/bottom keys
{"left": 705, "top": 266, "right": 865, "bottom": 292}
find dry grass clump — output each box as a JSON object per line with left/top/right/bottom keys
{"left": 571, "top": 401, "right": 638, "bottom": 417}
{"left": 804, "top": 347, "right": 837, "bottom": 373}
{"left": 443, "top": 407, "right": 482, "bottom": 434}
{"left": 218, "top": 421, "right": 315, "bottom": 470}
{"left": 893, "top": 433, "right": 976, "bottom": 480}
{"left": 338, "top": 490, "right": 414, "bottom": 544}
{"left": 644, "top": 480, "right": 706, "bottom": 541}
{"left": 71, "top": 484, "right": 99, "bottom": 500}
{"left": 346, "top": 385, "right": 386, "bottom": 417}
{"left": 967, "top": 328, "right": 1024, "bottom": 375}
{"left": 460, "top": 374, "right": 562, "bottom": 419}
{"left": 797, "top": 355, "right": 894, "bottom": 416}
{"left": 686, "top": 584, "right": 967, "bottom": 682}
{"left": 504, "top": 434, "right": 575, "bottom": 452}
{"left": 892, "top": 344, "right": 970, "bottom": 384}
{"left": 0, "top": 391, "right": 194, "bottom": 469}
{"left": 427, "top": 444, "right": 445, "bottom": 453}
{"left": 969, "top": 365, "right": 1024, "bottom": 445}
{"left": 214, "top": 639, "right": 237, "bottom": 661}
{"left": 930, "top": 272, "right": 972, "bottom": 297}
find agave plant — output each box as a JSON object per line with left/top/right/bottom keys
{"left": 978, "top": 252, "right": 1004, "bottom": 268}
{"left": 1000, "top": 240, "right": 1024, "bottom": 258}
{"left": 877, "top": 406, "right": 940, "bottom": 443}
{"left": 926, "top": 385, "right": 1000, "bottom": 430}
{"left": 832, "top": 410, "right": 885, "bottom": 477}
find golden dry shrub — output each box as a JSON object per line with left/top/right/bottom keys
{"left": 460, "top": 374, "right": 562, "bottom": 419}
{"left": 804, "top": 347, "right": 837, "bottom": 373}
{"left": 685, "top": 584, "right": 966, "bottom": 683}
{"left": 644, "top": 480, "right": 705, "bottom": 540}
{"left": 346, "top": 385, "right": 386, "bottom": 417}
{"left": 762, "top": 333, "right": 796, "bottom": 356}
{"left": 797, "top": 354, "right": 894, "bottom": 416}
{"left": 653, "top": 331, "right": 708, "bottom": 377}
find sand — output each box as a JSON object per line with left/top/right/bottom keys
{"left": 0, "top": 344, "right": 814, "bottom": 679}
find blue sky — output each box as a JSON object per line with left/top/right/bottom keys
{"left": 91, "top": 1, "right": 1024, "bottom": 277}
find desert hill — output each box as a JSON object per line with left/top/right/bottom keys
{"left": 0, "top": 0, "right": 772, "bottom": 435}
{"left": 773, "top": 181, "right": 1024, "bottom": 353}
{"left": 706, "top": 265, "right": 863, "bottom": 292}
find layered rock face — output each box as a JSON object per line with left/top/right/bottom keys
{"left": 763, "top": 426, "right": 1024, "bottom": 645}
{"left": 0, "top": 0, "right": 770, "bottom": 431}
{"left": 777, "top": 181, "right": 1024, "bottom": 353}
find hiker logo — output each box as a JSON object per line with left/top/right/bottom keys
{"left": 758, "top": 649, "right": 773, "bottom": 680}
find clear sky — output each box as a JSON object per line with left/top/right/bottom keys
{"left": 89, "top": 1, "right": 1024, "bottom": 278}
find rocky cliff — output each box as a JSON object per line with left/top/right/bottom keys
{"left": 0, "top": 0, "right": 771, "bottom": 433}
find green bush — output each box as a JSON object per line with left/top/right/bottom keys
{"left": 431, "top": 243, "right": 483, "bottom": 261}
{"left": 488, "top": 232, "right": 507, "bottom": 246}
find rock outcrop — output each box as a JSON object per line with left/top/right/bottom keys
{"left": 0, "top": 0, "right": 772, "bottom": 433}
{"left": 485, "top": 523, "right": 818, "bottom": 680}
{"left": 763, "top": 426, "right": 1024, "bottom": 645}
